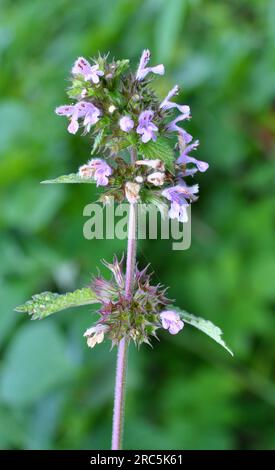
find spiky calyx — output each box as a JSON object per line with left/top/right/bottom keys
{"left": 89, "top": 257, "right": 171, "bottom": 347}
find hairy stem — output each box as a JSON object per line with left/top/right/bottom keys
{"left": 111, "top": 337, "right": 128, "bottom": 450}
{"left": 111, "top": 148, "right": 137, "bottom": 450}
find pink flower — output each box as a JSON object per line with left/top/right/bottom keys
{"left": 136, "top": 49, "right": 164, "bottom": 81}
{"left": 78, "top": 158, "right": 113, "bottom": 186}
{"left": 72, "top": 57, "right": 104, "bottom": 84}
{"left": 176, "top": 140, "right": 209, "bottom": 173}
{"left": 160, "top": 310, "right": 184, "bottom": 335}
{"left": 55, "top": 101, "right": 100, "bottom": 134}
{"left": 168, "top": 201, "right": 188, "bottom": 223}
{"left": 166, "top": 114, "right": 192, "bottom": 144}
{"left": 162, "top": 183, "right": 199, "bottom": 223}
{"left": 160, "top": 85, "right": 191, "bottom": 115}
{"left": 136, "top": 110, "right": 158, "bottom": 143}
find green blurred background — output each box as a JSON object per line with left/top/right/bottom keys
{"left": 0, "top": 0, "right": 275, "bottom": 450}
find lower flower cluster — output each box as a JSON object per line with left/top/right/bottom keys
{"left": 83, "top": 257, "right": 184, "bottom": 348}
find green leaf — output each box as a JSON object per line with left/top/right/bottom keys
{"left": 41, "top": 173, "right": 96, "bottom": 184}
{"left": 175, "top": 308, "right": 233, "bottom": 356}
{"left": 15, "top": 287, "right": 98, "bottom": 320}
{"left": 139, "top": 138, "right": 175, "bottom": 172}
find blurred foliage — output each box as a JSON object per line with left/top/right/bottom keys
{"left": 0, "top": 0, "right": 275, "bottom": 450}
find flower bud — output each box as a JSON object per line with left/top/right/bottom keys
{"left": 147, "top": 171, "right": 165, "bottom": 186}
{"left": 125, "top": 182, "right": 140, "bottom": 203}
{"left": 119, "top": 116, "right": 134, "bottom": 132}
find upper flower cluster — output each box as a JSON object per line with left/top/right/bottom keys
{"left": 55, "top": 50, "right": 209, "bottom": 223}
{"left": 55, "top": 50, "right": 191, "bottom": 145}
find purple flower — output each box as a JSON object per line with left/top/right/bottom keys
{"left": 180, "top": 168, "right": 198, "bottom": 177}
{"left": 162, "top": 183, "right": 199, "bottom": 222}
{"left": 119, "top": 116, "right": 134, "bottom": 132}
{"left": 168, "top": 202, "right": 188, "bottom": 223}
{"left": 177, "top": 140, "right": 209, "bottom": 173}
{"left": 79, "top": 158, "right": 113, "bottom": 186}
{"left": 72, "top": 57, "right": 104, "bottom": 83}
{"left": 163, "top": 183, "right": 199, "bottom": 202}
{"left": 160, "top": 310, "right": 184, "bottom": 335}
{"left": 82, "top": 104, "right": 101, "bottom": 133}
{"left": 89, "top": 159, "right": 113, "bottom": 186}
{"left": 136, "top": 49, "right": 165, "bottom": 81}
{"left": 160, "top": 85, "right": 191, "bottom": 115}
{"left": 136, "top": 110, "right": 158, "bottom": 143}
{"left": 166, "top": 114, "right": 192, "bottom": 144}
{"left": 55, "top": 101, "right": 100, "bottom": 134}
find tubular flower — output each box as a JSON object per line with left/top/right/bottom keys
{"left": 162, "top": 183, "right": 199, "bottom": 223}
{"left": 72, "top": 57, "right": 104, "bottom": 83}
{"left": 55, "top": 101, "right": 100, "bottom": 134}
{"left": 177, "top": 140, "right": 209, "bottom": 173}
{"left": 160, "top": 85, "right": 190, "bottom": 115}
{"left": 166, "top": 114, "right": 192, "bottom": 144}
{"left": 136, "top": 110, "right": 158, "bottom": 143}
{"left": 79, "top": 158, "right": 113, "bottom": 186}
{"left": 136, "top": 49, "right": 164, "bottom": 81}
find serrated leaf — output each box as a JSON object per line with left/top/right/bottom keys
{"left": 139, "top": 138, "right": 175, "bottom": 172}
{"left": 41, "top": 174, "right": 96, "bottom": 184}
{"left": 91, "top": 129, "right": 105, "bottom": 155}
{"left": 15, "top": 288, "right": 98, "bottom": 320}
{"left": 175, "top": 308, "right": 233, "bottom": 356}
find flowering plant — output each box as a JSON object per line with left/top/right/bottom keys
{"left": 16, "top": 50, "right": 232, "bottom": 450}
